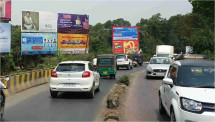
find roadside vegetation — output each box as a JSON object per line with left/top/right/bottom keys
{"left": 117, "top": 75, "right": 130, "bottom": 86}
{"left": 0, "top": 1, "right": 214, "bottom": 75}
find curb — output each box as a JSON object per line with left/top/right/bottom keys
{"left": 0, "top": 68, "right": 54, "bottom": 96}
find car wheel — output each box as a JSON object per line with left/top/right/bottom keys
{"left": 117, "top": 67, "right": 119, "bottom": 70}
{"left": 50, "top": 90, "right": 58, "bottom": 98}
{"left": 127, "top": 65, "right": 130, "bottom": 70}
{"left": 96, "top": 83, "right": 100, "bottom": 92}
{"left": 88, "top": 84, "right": 95, "bottom": 99}
{"left": 170, "top": 109, "right": 176, "bottom": 122}
{"left": 146, "top": 75, "right": 150, "bottom": 79}
{"left": 159, "top": 95, "right": 166, "bottom": 114}
{"left": 0, "top": 106, "right": 4, "bottom": 120}
{"left": 130, "top": 64, "right": 133, "bottom": 69}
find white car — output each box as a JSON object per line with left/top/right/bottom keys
{"left": 50, "top": 61, "right": 100, "bottom": 98}
{"left": 159, "top": 59, "right": 215, "bottom": 121}
{"left": 146, "top": 57, "right": 171, "bottom": 78}
{"left": 116, "top": 54, "right": 133, "bottom": 70}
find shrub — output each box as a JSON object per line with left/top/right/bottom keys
{"left": 117, "top": 75, "right": 130, "bottom": 86}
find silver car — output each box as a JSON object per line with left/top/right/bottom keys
{"left": 146, "top": 57, "right": 171, "bottom": 79}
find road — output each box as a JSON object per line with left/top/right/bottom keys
{"left": 120, "top": 70, "right": 170, "bottom": 121}
{"left": 3, "top": 66, "right": 144, "bottom": 121}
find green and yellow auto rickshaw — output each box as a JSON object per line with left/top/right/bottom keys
{"left": 97, "top": 54, "right": 117, "bottom": 79}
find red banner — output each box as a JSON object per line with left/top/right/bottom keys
{"left": 0, "top": 0, "right": 11, "bottom": 21}
{"left": 113, "top": 40, "right": 139, "bottom": 54}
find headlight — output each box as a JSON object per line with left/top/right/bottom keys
{"left": 147, "top": 66, "right": 153, "bottom": 71}
{"left": 181, "top": 97, "right": 202, "bottom": 112}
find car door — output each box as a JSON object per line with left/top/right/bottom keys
{"left": 164, "top": 65, "right": 178, "bottom": 112}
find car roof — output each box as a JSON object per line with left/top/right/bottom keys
{"left": 173, "top": 59, "right": 214, "bottom": 67}
{"left": 151, "top": 57, "right": 170, "bottom": 59}
{"left": 59, "top": 61, "right": 89, "bottom": 64}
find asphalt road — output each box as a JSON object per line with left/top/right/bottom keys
{"left": 3, "top": 65, "right": 144, "bottom": 121}
{"left": 121, "top": 69, "right": 170, "bottom": 121}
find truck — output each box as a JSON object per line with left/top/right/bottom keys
{"left": 155, "top": 45, "right": 174, "bottom": 58}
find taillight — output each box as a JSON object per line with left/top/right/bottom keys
{"left": 125, "top": 59, "right": 128, "bottom": 61}
{"left": 51, "top": 71, "right": 58, "bottom": 78}
{"left": 82, "top": 71, "right": 91, "bottom": 78}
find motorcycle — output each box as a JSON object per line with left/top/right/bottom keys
{"left": 0, "top": 79, "right": 7, "bottom": 120}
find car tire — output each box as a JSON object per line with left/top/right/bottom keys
{"left": 117, "top": 67, "right": 119, "bottom": 70}
{"left": 146, "top": 75, "right": 150, "bottom": 79}
{"left": 170, "top": 109, "right": 176, "bottom": 122}
{"left": 50, "top": 91, "right": 58, "bottom": 98}
{"left": 127, "top": 65, "right": 130, "bottom": 70}
{"left": 0, "top": 106, "right": 4, "bottom": 120}
{"left": 130, "top": 65, "right": 133, "bottom": 69}
{"left": 88, "top": 84, "right": 95, "bottom": 99}
{"left": 96, "top": 83, "right": 100, "bottom": 92}
{"left": 159, "top": 95, "right": 166, "bottom": 114}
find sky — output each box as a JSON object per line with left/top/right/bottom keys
{"left": 11, "top": 0, "right": 193, "bottom": 26}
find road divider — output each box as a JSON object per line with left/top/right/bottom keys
{"left": 0, "top": 69, "right": 54, "bottom": 96}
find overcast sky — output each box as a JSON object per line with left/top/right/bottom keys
{"left": 11, "top": 0, "right": 193, "bottom": 25}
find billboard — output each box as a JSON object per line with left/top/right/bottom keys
{"left": 21, "top": 33, "right": 57, "bottom": 55}
{"left": 0, "top": 0, "right": 11, "bottom": 21}
{"left": 0, "top": 23, "right": 11, "bottom": 53}
{"left": 58, "top": 13, "right": 89, "bottom": 34}
{"left": 112, "top": 26, "right": 139, "bottom": 41}
{"left": 58, "top": 34, "right": 89, "bottom": 54}
{"left": 113, "top": 40, "right": 139, "bottom": 54}
{"left": 21, "top": 11, "right": 57, "bottom": 32}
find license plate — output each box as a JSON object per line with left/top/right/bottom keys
{"left": 157, "top": 73, "right": 165, "bottom": 76}
{"left": 63, "top": 83, "right": 76, "bottom": 87}
{"left": 103, "top": 71, "right": 107, "bottom": 74}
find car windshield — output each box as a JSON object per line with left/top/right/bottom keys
{"left": 150, "top": 58, "right": 170, "bottom": 64}
{"left": 98, "top": 58, "right": 113, "bottom": 66}
{"left": 179, "top": 66, "right": 215, "bottom": 88}
{"left": 117, "top": 55, "right": 126, "bottom": 59}
{"left": 56, "top": 63, "right": 85, "bottom": 72}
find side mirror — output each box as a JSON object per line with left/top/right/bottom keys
{"left": 146, "top": 62, "right": 149, "bottom": 64}
{"left": 163, "top": 78, "right": 173, "bottom": 85}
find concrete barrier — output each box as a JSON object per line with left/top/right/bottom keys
{"left": 0, "top": 69, "right": 54, "bottom": 96}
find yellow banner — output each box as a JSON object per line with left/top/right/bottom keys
{"left": 58, "top": 34, "right": 89, "bottom": 49}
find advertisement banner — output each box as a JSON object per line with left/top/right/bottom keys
{"left": 58, "top": 34, "right": 89, "bottom": 54}
{"left": 21, "top": 11, "right": 57, "bottom": 32}
{"left": 21, "top": 33, "right": 58, "bottom": 55}
{"left": 0, "top": 23, "right": 11, "bottom": 53}
{"left": 58, "top": 13, "right": 89, "bottom": 34}
{"left": 113, "top": 40, "right": 139, "bottom": 54}
{"left": 0, "top": 0, "right": 11, "bottom": 21}
{"left": 112, "top": 26, "right": 139, "bottom": 41}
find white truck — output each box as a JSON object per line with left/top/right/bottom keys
{"left": 155, "top": 45, "right": 174, "bottom": 58}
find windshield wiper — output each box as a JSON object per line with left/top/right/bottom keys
{"left": 193, "top": 86, "right": 215, "bottom": 88}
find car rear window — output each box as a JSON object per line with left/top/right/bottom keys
{"left": 117, "top": 55, "right": 126, "bottom": 59}
{"left": 56, "top": 63, "right": 85, "bottom": 72}
{"left": 98, "top": 58, "right": 113, "bottom": 65}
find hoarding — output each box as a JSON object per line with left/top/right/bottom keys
{"left": 21, "top": 33, "right": 57, "bottom": 55}
{"left": 58, "top": 13, "right": 89, "bottom": 34}
{"left": 21, "top": 11, "right": 57, "bottom": 32}
{"left": 0, "top": 23, "right": 11, "bottom": 53}
{"left": 112, "top": 26, "right": 139, "bottom": 41}
{"left": 58, "top": 34, "right": 89, "bottom": 54}
{"left": 113, "top": 40, "right": 139, "bottom": 54}
{"left": 0, "top": 0, "right": 11, "bottom": 21}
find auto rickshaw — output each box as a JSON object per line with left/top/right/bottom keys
{"left": 96, "top": 54, "right": 117, "bottom": 79}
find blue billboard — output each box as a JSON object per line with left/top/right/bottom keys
{"left": 21, "top": 33, "right": 57, "bottom": 55}
{"left": 112, "top": 26, "right": 139, "bottom": 41}
{"left": 0, "top": 23, "right": 11, "bottom": 53}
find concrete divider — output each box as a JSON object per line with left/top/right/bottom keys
{"left": 0, "top": 69, "right": 54, "bottom": 96}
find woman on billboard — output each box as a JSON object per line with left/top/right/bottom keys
{"left": 23, "top": 11, "right": 36, "bottom": 30}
